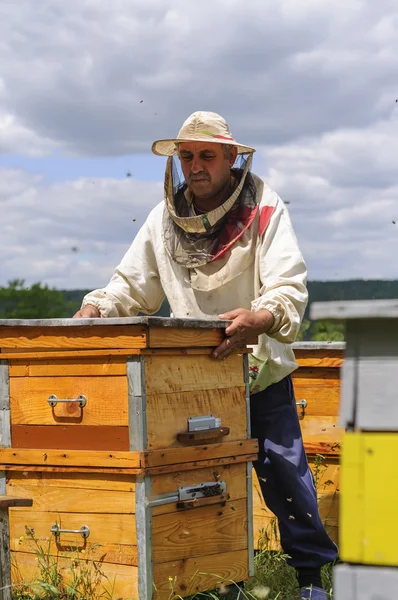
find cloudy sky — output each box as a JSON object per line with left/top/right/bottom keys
{"left": 1, "top": 0, "right": 397, "bottom": 290}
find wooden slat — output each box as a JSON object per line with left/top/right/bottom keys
{"left": 1, "top": 347, "right": 250, "bottom": 360}
{"left": 7, "top": 484, "right": 135, "bottom": 514}
{"left": 0, "top": 448, "right": 140, "bottom": 469}
{"left": 292, "top": 368, "right": 340, "bottom": 384}
{"left": 0, "top": 495, "right": 32, "bottom": 508}
{"left": 152, "top": 498, "right": 247, "bottom": 563}
{"left": 145, "top": 353, "right": 244, "bottom": 395}
{"left": 0, "top": 325, "right": 147, "bottom": 349}
{"left": 9, "top": 357, "right": 127, "bottom": 377}
{"left": 304, "top": 442, "right": 341, "bottom": 456}
{"left": 1, "top": 465, "right": 141, "bottom": 475}
{"left": 153, "top": 549, "right": 248, "bottom": 600}
{"left": 11, "top": 425, "right": 130, "bottom": 451}
{"left": 294, "top": 349, "right": 344, "bottom": 368}
{"left": 143, "top": 439, "right": 258, "bottom": 468}
{"left": 7, "top": 471, "right": 136, "bottom": 493}
{"left": 9, "top": 511, "right": 136, "bottom": 546}
{"left": 146, "top": 387, "right": 246, "bottom": 449}
{"left": 11, "top": 551, "right": 139, "bottom": 598}
{"left": 11, "top": 538, "right": 138, "bottom": 566}
{"left": 146, "top": 453, "right": 258, "bottom": 476}
{"left": 149, "top": 326, "right": 225, "bottom": 348}
{"left": 151, "top": 463, "right": 246, "bottom": 517}
{"left": 10, "top": 375, "right": 128, "bottom": 425}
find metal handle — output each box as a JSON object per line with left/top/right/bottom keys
{"left": 296, "top": 399, "right": 307, "bottom": 409}
{"left": 47, "top": 394, "right": 87, "bottom": 408}
{"left": 51, "top": 524, "right": 90, "bottom": 539}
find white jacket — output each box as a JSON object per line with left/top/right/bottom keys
{"left": 82, "top": 178, "right": 308, "bottom": 388}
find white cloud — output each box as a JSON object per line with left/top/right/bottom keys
{"left": 0, "top": 0, "right": 398, "bottom": 155}
{"left": 1, "top": 167, "right": 163, "bottom": 289}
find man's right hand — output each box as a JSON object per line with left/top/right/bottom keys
{"left": 73, "top": 305, "right": 101, "bottom": 319}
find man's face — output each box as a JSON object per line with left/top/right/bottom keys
{"left": 178, "top": 142, "right": 236, "bottom": 200}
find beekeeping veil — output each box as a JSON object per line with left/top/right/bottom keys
{"left": 152, "top": 111, "right": 261, "bottom": 291}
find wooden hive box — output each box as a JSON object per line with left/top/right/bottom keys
{"left": 252, "top": 341, "right": 345, "bottom": 549}
{"left": 0, "top": 317, "right": 258, "bottom": 600}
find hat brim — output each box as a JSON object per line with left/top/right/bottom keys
{"left": 152, "top": 137, "right": 255, "bottom": 157}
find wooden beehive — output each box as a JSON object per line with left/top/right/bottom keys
{"left": 0, "top": 317, "right": 258, "bottom": 600}
{"left": 252, "top": 341, "right": 345, "bottom": 548}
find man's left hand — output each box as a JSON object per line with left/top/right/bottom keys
{"left": 212, "top": 308, "right": 275, "bottom": 360}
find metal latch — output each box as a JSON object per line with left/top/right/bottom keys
{"left": 188, "top": 415, "right": 221, "bottom": 431}
{"left": 147, "top": 481, "right": 227, "bottom": 508}
{"left": 178, "top": 481, "right": 227, "bottom": 500}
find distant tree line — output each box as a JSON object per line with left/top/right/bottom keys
{"left": 1, "top": 278, "right": 398, "bottom": 341}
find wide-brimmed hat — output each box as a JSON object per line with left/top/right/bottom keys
{"left": 152, "top": 111, "right": 255, "bottom": 156}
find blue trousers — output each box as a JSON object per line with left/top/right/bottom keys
{"left": 250, "top": 375, "right": 338, "bottom": 569}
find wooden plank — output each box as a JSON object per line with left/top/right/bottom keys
{"left": 303, "top": 442, "right": 341, "bottom": 456}
{"left": 6, "top": 484, "right": 134, "bottom": 514}
{"left": 10, "top": 375, "right": 128, "bottom": 425}
{"left": 11, "top": 551, "right": 139, "bottom": 598}
{"left": 0, "top": 325, "right": 147, "bottom": 349}
{"left": 11, "top": 538, "right": 138, "bottom": 566}
{"left": 11, "top": 425, "right": 130, "bottom": 451}
{"left": 153, "top": 549, "right": 248, "bottom": 600}
{"left": 0, "top": 347, "right": 251, "bottom": 360}
{"left": 146, "top": 453, "right": 258, "bottom": 476}
{"left": 0, "top": 496, "right": 32, "bottom": 508}
{"left": 293, "top": 349, "right": 344, "bottom": 368}
{"left": 146, "top": 387, "right": 247, "bottom": 449}
{"left": 9, "top": 511, "right": 136, "bottom": 546}
{"left": 145, "top": 353, "right": 244, "bottom": 395}
{"left": 143, "top": 439, "right": 258, "bottom": 468}
{"left": 149, "top": 326, "right": 224, "bottom": 348}
{"left": 301, "top": 415, "right": 343, "bottom": 450}
{"left": 9, "top": 357, "right": 127, "bottom": 377}
{"left": 151, "top": 463, "right": 246, "bottom": 517}
{"left": 6, "top": 471, "right": 136, "bottom": 493}
{"left": 293, "top": 383, "right": 341, "bottom": 417}
{"left": 292, "top": 368, "right": 341, "bottom": 384}
{"left": 152, "top": 498, "right": 247, "bottom": 563}
{"left": 0, "top": 448, "right": 140, "bottom": 469}
{"left": 2, "top": 465, "right": 142, "bottom": 475}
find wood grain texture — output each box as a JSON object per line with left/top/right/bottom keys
{"left": 146, "top": 387, "right": 247, "bottom": 449}
{"left": 153, "top": 549, "right": 249, "bottom": 600}
{"left": 6, "top": 484, "right": 134, "bottom": 514}
{"left": 11, "top": 551, "right": 139, "bottom": 598}
{"left": 10, "top": 375, "right": 128, "bottom": 425}
{"left": 143, "top": 440, "right": 258, "bottom": 468}
{"left": 152, "top": 498, "right": 247, "bottom": 563}
{"left": 0, "top": 325, "right": 147, "bottom": 350}
{"left": 145, "top": 453, "right": 258, "bottom": 476}
{"left": 9, "top": 510, "right": 136, "bottom": 546}
{"left": 12, "top": 537, "right": 138, "bottom": 566}
{"left": 145, "top": 353, "right": 244, "bottom": 395}
{"left": 11, "top": 425, "right": 130, "bottom": 451}
{"left": 6, "top": 471, "right": 136, "bottom": 493}
{"left": 9, "top": 357, "right": 127, "bottom": 377}
{"left": 0, "top": 448, "right": 140, "bottom": 469}
{"left": 149, "top": 326, "right": 226, "bottom": 348}
{"left": 292, "top": 383, "right": 341, "bottom": 417}
{"left": 293, "top": 349, "right": 344, "bottom": 368}
{"left": 300, "top": 416, "right": 343, "bottom": 450}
